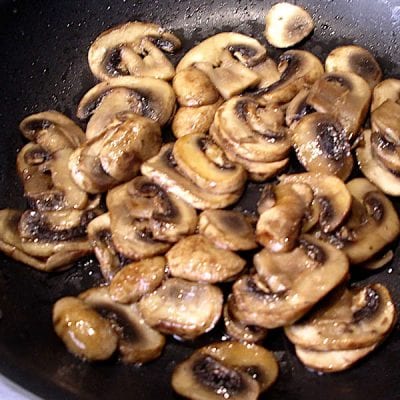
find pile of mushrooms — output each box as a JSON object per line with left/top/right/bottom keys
{"left": 1, "top": 4, "right": 400, "bottom": 399}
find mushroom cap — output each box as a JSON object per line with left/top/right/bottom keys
{"left": 371, "top": 78, "right": 400, "bottom": 112}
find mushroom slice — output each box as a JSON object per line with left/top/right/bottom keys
{"left": 88, "top": 21, "right": 181, "bottom": 81}
{"left": 139, "top": 278, "right": 223, "bottom": 340}
{"left": 306, "top": 72, "right": 371, "bottom": 141}
{"left": 0, "top": 209, "right": 89, "bottom": 271}
{"left": 198, "top": 210, "right": 257, "bottom": 251}
{"left": 19, "top": 111, "right": 85, "bottom": 152}
{"left": 356, "top": 129, "right": 400, "bottom": 196}
{"left": 172, "top": 341, "right": 278, "bottom": 399}
{"left": 80, "top": 286, "right": 165, "bottom": 364}
{"left": 371, "top": 78, "right": 400, "bottom": 112}
{"left": 285, "top": 87, "right": 314, "bottom": 127}
{"left": 173, "top": 133, "right": 247, "bottom": 194}
{"left": 53, "top": 297, "right": 118, "bottom": 361}
{"left": 285, "top": 284, "right": 397, "bottom": 351}
{"left": 109, "top": 256, "right": 166, "bottom": 304}
{"left": 166, "top": 235, "right": 246, "bottom": 283}
{"left": 141, "top": 144, "right": 243, "bottom": 209}
{"left": 371, "top": 99, "right": 400, "bottom": 145}
{"left": 77, "top": 76, "right": 176, "bottom": 139}
{"left": 294, "top": 344, "right": 376, "bottom": 373}
{"left": 232, "top": 235, "right": 349, "bottom": 329}
{"left": 325, "top": 45, "right": 382, "bottom": 88}
{"left": 252, "top": 57, "right": 281, "bottom": 89}
{"left": 177, "top": 32, "right": 266, "bottom": 99}
{"left": 254, "top": 50, "right": 324, "bottom": 104}
{"left": 279, "top": 172, "right": 352, "bottom": 233}
{"left": 264, "top": 3, "right": 314, "bottom": 48}
{"left": 292, "top": 113, "right": 353, "bottom": 180}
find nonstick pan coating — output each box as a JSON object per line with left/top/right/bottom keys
{"left": 0, "top": 1, "right": 399, "bottom": 399}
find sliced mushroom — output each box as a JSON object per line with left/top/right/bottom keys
{"left": 141, "top": 144, "right": 243, "bottom": 209}
{"left": 264, "top": 3, "right": 314, "bottom": 48}
{"left": 325, "top": 45, "right": 382, "bottom": 88}
{"left": 53, "top": 296, "right": 118, "bottom": 361}
{"left": 252, "top": 57, "right": 281, "bottom": 89}
{"left": 232, "top": 235, "right": 349, "bottom": 328}
{"left": 285, "top": 284, "right": 397, "bottom": 351}
{"left": 77, "top": 76, "right": 176, "bottom": 139}
{"left": 109, "top": 256, "right": 166, "bottom": 304}
{"left": 292, "top": 113, "right": 353, "bottom": 180}
{"left": 80, "top": 286, "right": 165, "bottom": 364}
{"left": 166, "top": 235, "right": 246, "bottom": 283}
{"left": 254, "top": 50, "right": 324, "bottom": 104}
{"left": 198, "top": 210, "right": 257, "bottom": 251}
{"left": 371, "top": 99, "right": 400, "bottom": 145}
{"left": 371, "top": 78, "right": 400, "bottom": 112}
{"left": 88, "top": 21, "right": 181, "bottom": 81}
{"left": 279, "top": 172, "right": 352, "bottom": 233}
{"left": 285, "top": 87, "right": 314, "bottom": 127}
{"left": 172, "top": 341, "right": 278, "bottom": 400}
{"left": 306, "top": 72, "right": 371, "bottom": 141}
{"left": 177, "top": 32, "right": 266, "bottom": 99}
{"left": 139, "top": 278, "right": 223, "bottom": 340}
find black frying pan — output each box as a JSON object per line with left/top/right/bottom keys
{"left": 0, "top": 1, "right": 399, "bottom": 399}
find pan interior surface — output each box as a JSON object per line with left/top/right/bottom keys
{"left": 0, "top": 1, "right": 399, "bottom": 399}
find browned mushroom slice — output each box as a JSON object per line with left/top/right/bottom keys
{"left": 141, "top": 144, "right": 243, "bottom": 209}
{"left": 321, "top": 178, "right": 400, "bottom": 264}
{"left": 279, "top": 172, "right": 352, "bottom": 233}
{"left": 232, "top": 235, "right": 349, "bottom": 329}
{"left": 166, "top": 235, "right": 246, "bottom": 283}
{"left": 264, "top": 3, "right": 314, "bottom": 48}
{"left": 371, "top": 78, "right": 400, "bottom": 112}
{"left": 109, "top": 256, "right": 166, "bottom": 303}
{"left": 80, "top": 286, "right": 165, "bottom": 364}
{"left": 177, "top": 32, "right": 266, "bottom": 99}
{"left": 294, "top": 344, "right": 376, "bottom": 373}
{"left": 306, "top": 72, "right": 371, "bottom": 140}
{"left": 255, "top": 50, "right": 324, "bottom": 104}
{"left": 77, "top": 76, "right": 176, "bottom": 139}
{"left": 356, "top": 129, "right": 400, "bottom": 196}
{"left": 198, "top": 210, "right": 257, "bottom": 251}
{"left": 0, "top": 209, "right": 90, "bottom": 271}
{"left": 19, "top": 110, "right": 85, "bottom": 151}
{"left": 285, "top": 284, "right": 397, "bottom": 351}
{"left": 139, "top": 278, "right": 223, "bottom": 340}
{"left": 53, "top": 296, "right": 118, "bottom": 361}
{"left": 285, "top": 87, "right": 314, "bottom": 127}
{"left": 88, "top": 21, "right": 181, "bottom": 81}
{"left": 325, "top": 45, "right": 382, "bottom": 88}
{"left": 251, "top": 57, "right": 281, "bottom": 89}
{"left": 173, "top": 133, "right": 247, "bottom": 194}
{"left": 292, "top": 113, "right": 353, "bottom": 180}
{"left": 256, "top": 182, "right": 313, "bottom": 252}
{"left": 371, "top": 99, "right": 400, "bottom": 145}
{"left": 172, "top": 341, "right": 278, "bottom": 399}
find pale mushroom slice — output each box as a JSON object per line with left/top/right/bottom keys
{"left": 254, "top": 50, "right": 324, "bottom": 104}
{"left": 139, "top": 278, "right": 223, "bottom": 340}
{"left": 279, "top": 172, "right": 352, "bottom": 233}
{"left": 173, "top": 133, "right": 247, "bottom": 195}
{"left": 356, "top": 129, "right": 400, "bottom": 196}
{"left": 109, "top": 256, "right": 166, "bottom": 304}
{"left": 141, "top": 144, "right": 243, "bottom": 209}
{"left": 252, "top": 57, "right": 281, "bottom": 89}
{"left": 319, "top": 178, "right": 400, "bottom": 265}
{"left": 177, "top": 32, "right": 267, "bottom": 99}
{"left": 0, "top": 209, "right": 90, "bottom": 271}
{"left": 77, "top": 76, "right": 176, "bottom": 139}
{"left": 264, "top": 3, "right": 314, "bottom": 48}
{"left": 198, "top": 210, "right": 257, "bottom": 251}
{"left": 172, "top": 341, "right": 278, "bottom": 400}
{"left": 325, "top": 45, "right": 382, "bottom": 88}
{"left": 292, "top": 113, "right": 353, "bottom": 180}
{"left": 80, "top": 286, "right": 165, "bottom": 364}
{"left": 232, "top": 235, "right": 349, "bottom": 329}
{"left": 371, "top": 78, "right": 400, "bottom": 112}
{"left": 166, "top": 235, "right": 246, "bottom": 283}
{"left": 306, "top": 72, "right": 371, "bottom": 141}
{"left": 53, "top": 297, "right": 118, "bottom": 361}
{"left": 371, "top": 99, "right": 400, "bottom": 146}
{"left": 88, "top": 21, "right": 181, "bottom": 81}
{"left": 285, "top": 283, "right": 397, "bottom": 351}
